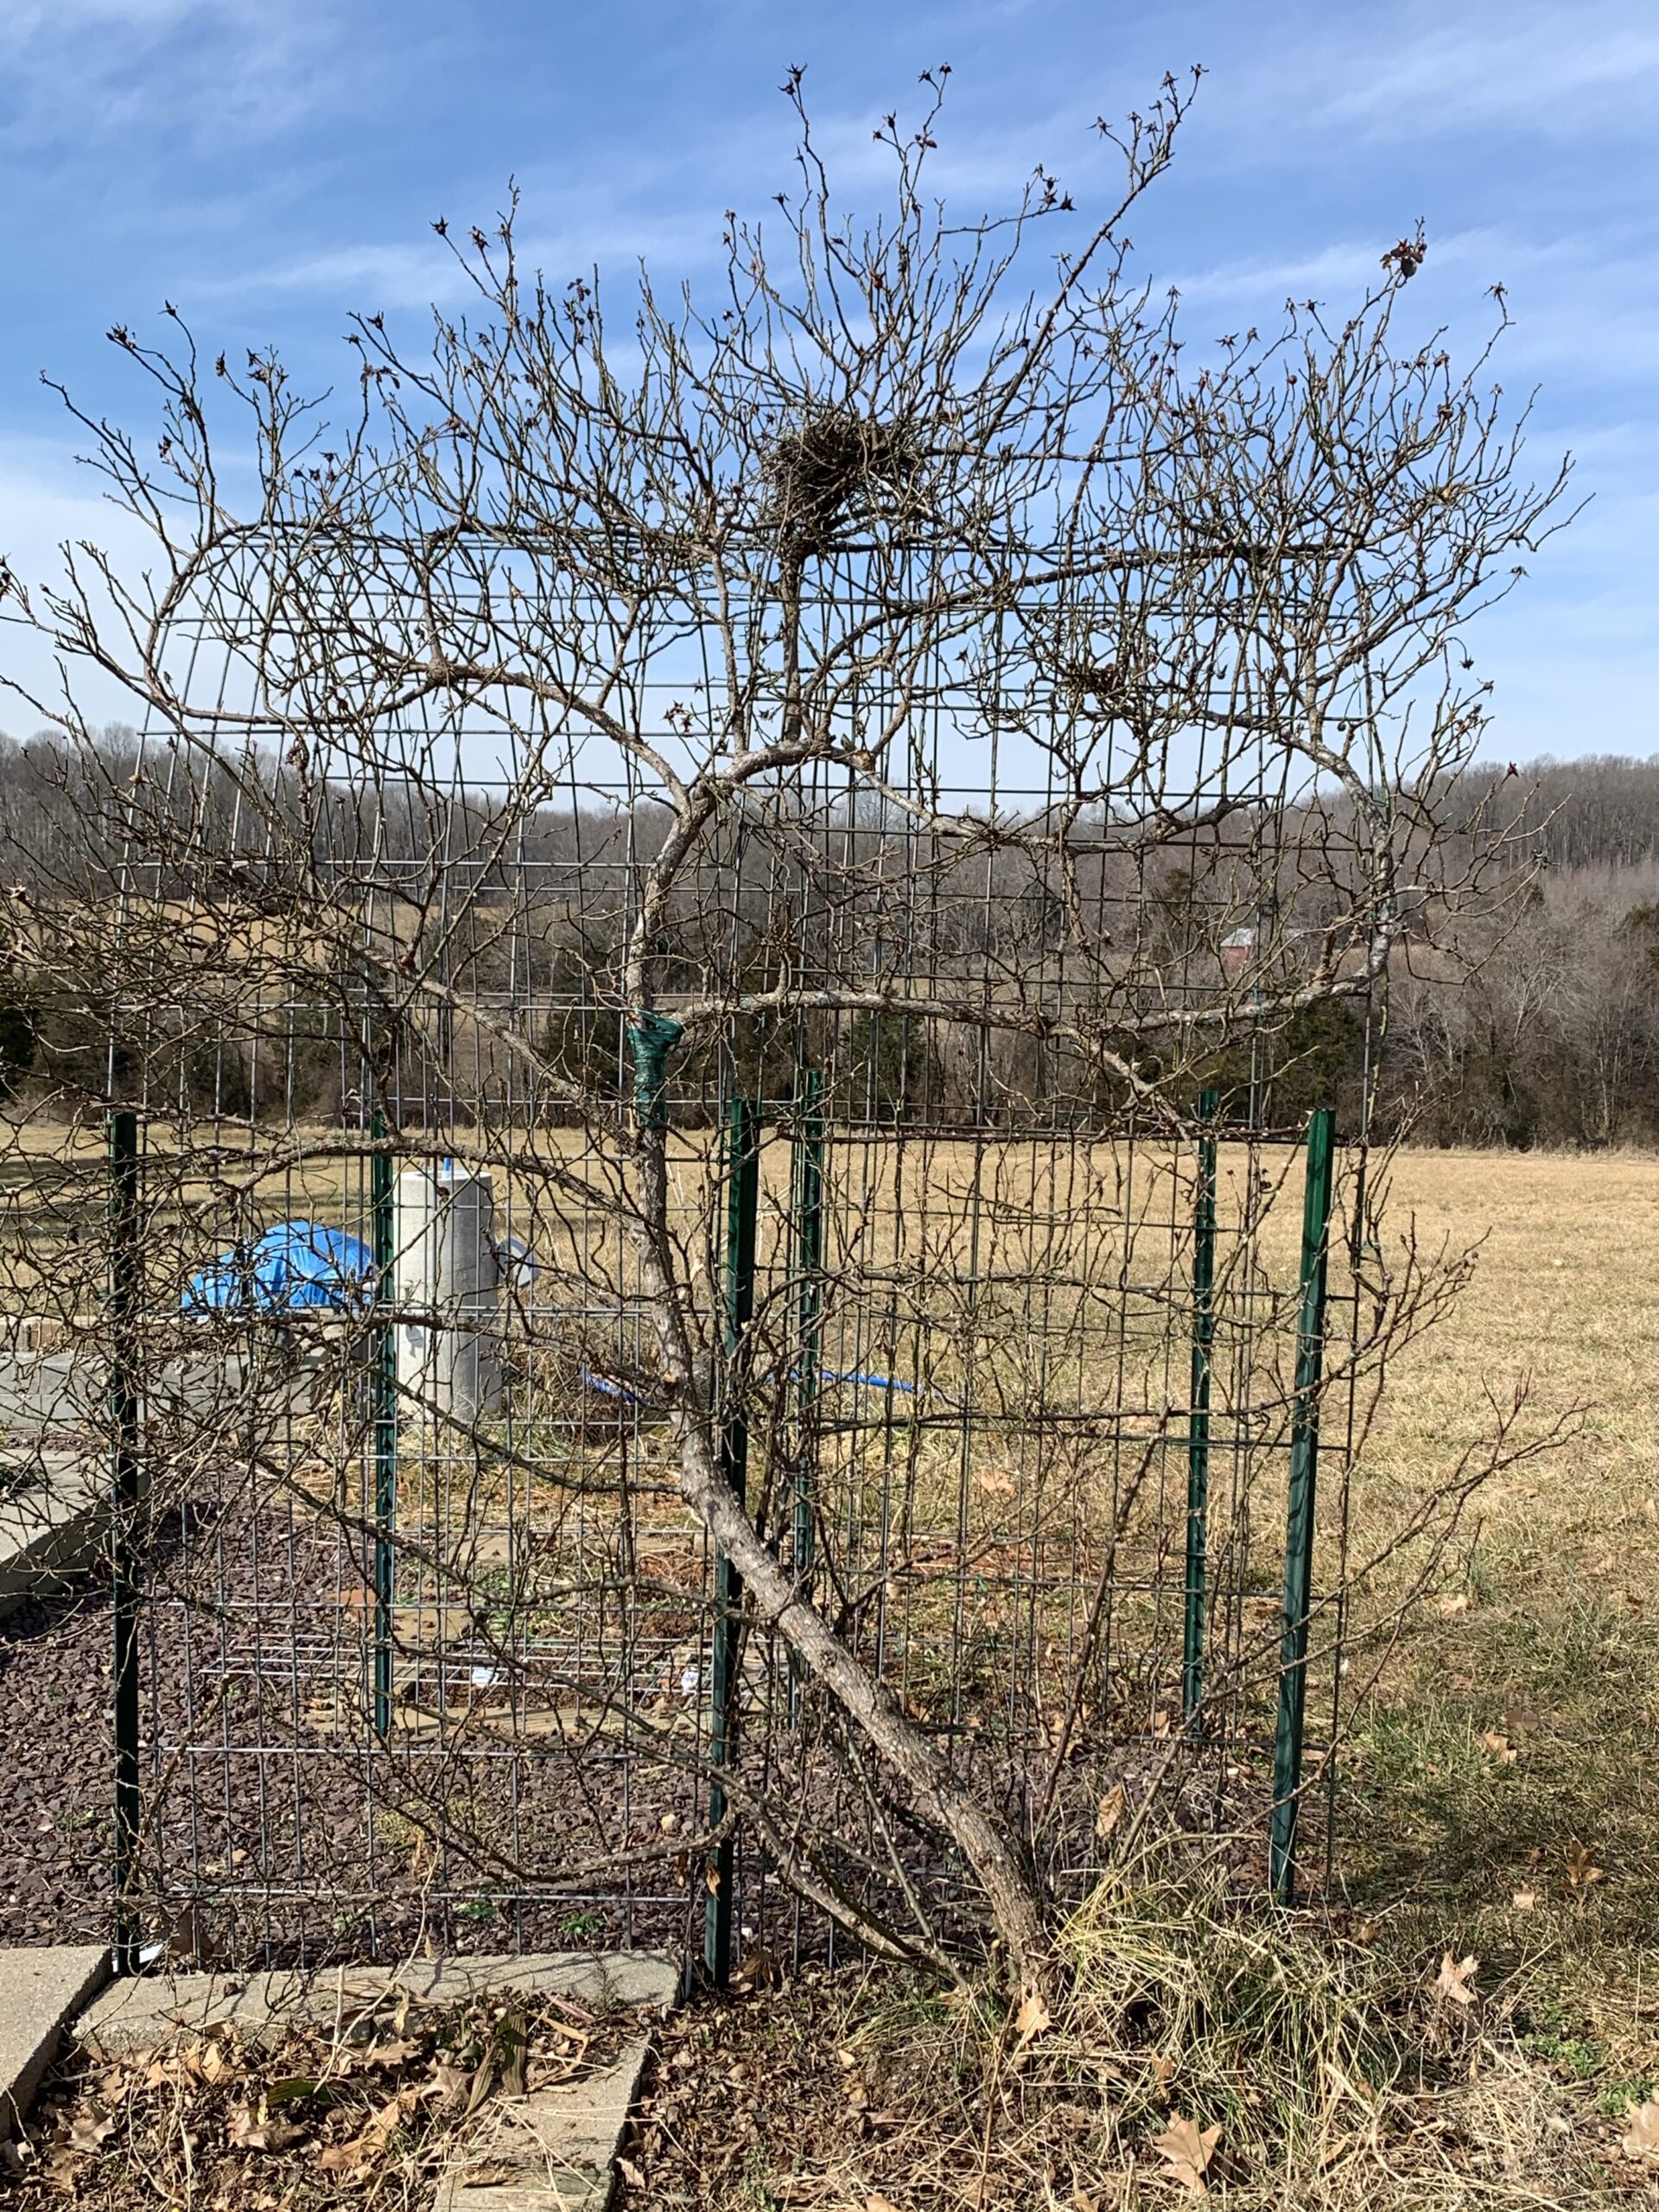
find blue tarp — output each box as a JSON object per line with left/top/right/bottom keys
{"left": 182, "top": 1221, "right": 377, "bottom": 1317}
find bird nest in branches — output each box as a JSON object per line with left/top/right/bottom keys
{"left": 766, "top": 407, "right": 920, "bottom": 556}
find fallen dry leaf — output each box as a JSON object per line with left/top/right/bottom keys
{"left": 362, "top": 2036, "right": 423, "bottom": 2070}
{"left": 1152, "top": 2113, "right": 1221, "bottom": 2196}
{"left": 188, "top": 2037, "right": 229, "bottom": 2084}
{"left": 66, "top": 2107, "right": 115, "bottom": 2154}
{"left": 1567, "top": 1839, "right": 1605, "bottom": 1890}
{"left": 1437, "top": 1592, "right": 1471, "bottom": 1618}
{"left": 865, "top": 2196, "right": 903, "bottom": 2212}
{"left": 1511, "top": 1887, "right": 1537, "bottom": 1912}
{"left": 1623, "top": 2101, "right": 1659, "bottom": 2161}
{"left": 1433, "top": 1951, "right": 1479, "bottom": 2005}
{"left": 1014, "top": 1990, "right": 1052, "bottom": 2048}
{"left": 1095, "top": 1782, "right": 1128, "bottom": 1841}
{"left": 228, "top": 2103, "right": 301, "bottom": 2153}
{"left": 1479, "top": 1730, "right": 1517, "bottom": 1765}
{"left": 617, "top": 2157, "right": 646, "bottom": 2190}
{"left": 734, "top": 1944, "right": 781, "bottom": 1994}
{"left": 425, "top": 2056, "right": 471, "bottom": 2102}
{"left": 317, "top": 2088, "right": 411, "bottom": 2172}
{"left": 463, "top": 2051, "right": 497, "bottom": 2116}
{"left": 1151, "top": 2051, "right": 1177, "bottom": 2085}
{"left": 459, "top": 2166, "right": 518, "bottom": 2189}
{"left": 498, "top": 2017, "right": 528, "bottom": 2100}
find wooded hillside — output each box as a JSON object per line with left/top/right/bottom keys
{"left": 0, "top": 731, "right": 1655, "bottom": 1148}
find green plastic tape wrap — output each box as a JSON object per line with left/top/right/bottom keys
{"left": 627, "top": 1009, "right": 683, "bottom": 1129}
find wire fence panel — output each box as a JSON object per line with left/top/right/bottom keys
{"left": 0, "top": 721, "right": 1381, "bottom": 1970}
{"left": 0, "top": 101, "right": 1561, "bottom": 1972}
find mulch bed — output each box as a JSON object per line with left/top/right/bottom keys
{"left": 0, "top": 1494, "right": 703, "bottom": 1965}
{"left": 0, "top": 1574, "right": 116, "bottom": 1947}
{"left": 0, "top": 1447, "right": 1278, "bottom": 2018}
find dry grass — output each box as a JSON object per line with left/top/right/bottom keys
{"left": 1359, "top": 1145, "right": 1659, "bottom": 1510}
{"left": 609, "top": 1149, "right": 1659, "bottom": 2209}
{"left": 1324, "top": 1149, "right": 1659, "bottom": 2198}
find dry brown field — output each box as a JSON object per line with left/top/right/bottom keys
{"left": 1325, "top": 1147, "right": 1659, "bottom": 2145}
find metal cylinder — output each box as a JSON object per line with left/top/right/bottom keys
{"left": 393, "top": 1162, "right": 504, "bottom": 1428}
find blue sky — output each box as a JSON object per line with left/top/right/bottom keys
{"left": 0, "top": 0, "right": 1654, "bottom": 760}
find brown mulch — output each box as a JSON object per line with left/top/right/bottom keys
{"left": 0, "top": 1498, "right": 702, "bottom": 1963}
{"left": 0, "top": 1574, "right": 116, "bottom": 1948}
{"left": 617, "top": 1966, "right": 1268, "bottom": 2209}
{"left": 619, "top": 1970, "right": 880, "bottom": 2210}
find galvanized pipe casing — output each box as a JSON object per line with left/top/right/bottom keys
{"left": 393, "top": 1164, "right": 504, "bottom": 1427}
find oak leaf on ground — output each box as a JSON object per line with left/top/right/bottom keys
{"left": 1433, "top": 1951, "right": 1478, "bottom": 2005}
{"left": 1622, "top": 2101, "right": 1659, "bottom": 2162}
{"left": 1151, "top": 2113, "right": 1221, "bottom": 2196}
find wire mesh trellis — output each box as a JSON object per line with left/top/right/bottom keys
{"left": 0, "top": 700, "right": 1376, "bottom": 1980}
{"left": 0, "top": 53, "right": 1575, "bottom": 1986}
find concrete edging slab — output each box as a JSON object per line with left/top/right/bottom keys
{"left": 0, "top": 1458, "right": 101, "bottom": 1623}
{"left": 77, "top": 1950, "right": 679, "bottom": 2059}
{"left": 0, "top": 1945, "right": 112, "bottom": 2139}
{"left": 74, "top": 1951, "right": 675, "bottom": 2211}
{"left": 432, "top": 2037, "right": 651, "bottom": 2212}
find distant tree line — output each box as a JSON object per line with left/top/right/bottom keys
{"left": 0, "top": 729, "right": 1656, "bottom": 1147}
{"left": 1341, "top": 755, "right": 1659, "bottom": 1146}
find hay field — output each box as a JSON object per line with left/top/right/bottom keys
{"left": 1363, "top": 1146, "right": 1659, "bottom": 1511}
{"left": 1356, "top": 1144, "right": 1659, "bottom": 1661}
{"left": 1340, "top": 1147, "right": 1659, "bottom": 2113}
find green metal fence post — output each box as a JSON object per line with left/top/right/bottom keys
{"left": 1181, "top": 1090, "right": 1219, "bottom": 1726}
{"left": 371, "top": 1110, "right": 397, "bottom": 1743}
{"left": 787, "top": 1071, "right": 824, "bottom": 1722}
{"left": 706, "top": 1097, "right": 760, "bottom": 1986}
{"left": 1269, "top": 1106, "right": 1337, "bottom": 1904}
{"left": 108, "top": 1109, "right": 142, "bottom": 1974}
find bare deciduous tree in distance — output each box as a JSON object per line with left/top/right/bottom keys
{"left": 0, "top": 67, "right": 1576, "bottom": 1996}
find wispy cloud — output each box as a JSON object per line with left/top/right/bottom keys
{"left": 0, "top": 0, "right": 1655, "bottom": 757}
{"left": 1314, "top": 7, "right": 1659, "bottom": 136}
{"left": 0, "top": 0, "right": 359, "bottom": 159}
